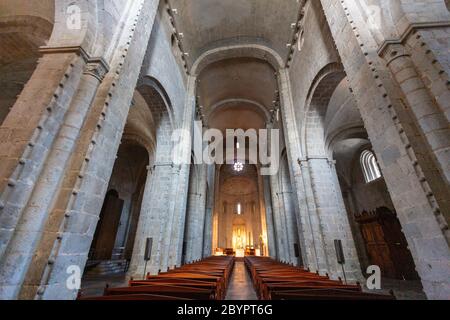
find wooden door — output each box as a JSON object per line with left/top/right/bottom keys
{"left": 380, "top": 211, "right": 420, "bottom": 280}
{"left": 360, "top": 221, "right": 396, "bottom": 278}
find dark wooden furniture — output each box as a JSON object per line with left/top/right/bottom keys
{"left": 245, "top": 256, "right": 395, "bottom": 300}
{"left": 78, "top": 256, "right": 235, "bottom": 301}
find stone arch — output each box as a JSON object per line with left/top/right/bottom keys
{"left": 136, "top": 77, "right": 175, "bottom": 165}
{"left": 327, "top": 126, "right": 369, "bottom": 155}
{"left": 47, "top": 0, "right": 104, "bottom": 55}
{"left": 207, "top": 99, "right": 271, "bottom": 125}
{"left": 137, "top": 76, "right": 175, "bottom": 125}
{"left": 190, "top": 44, "right": 284, "bottom": 76}
{"left": 83, "top": 141, "right": 150, "bottom": 271}
{"left": 303, "top": 65, "right": 346, "bottom": 157}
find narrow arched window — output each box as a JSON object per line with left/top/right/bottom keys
{"left": 360, "top": 150, "right": 382, "bottom": 183}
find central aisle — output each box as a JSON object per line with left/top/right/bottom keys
{"left": 225, "top": 260, "right": 258, "bottom": 300}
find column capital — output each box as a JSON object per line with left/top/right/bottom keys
{"left": 83, "top": 57, "right": 110, "bottom": 81}
{"left": 39, "top": 45, "right": 110, "bottom": 81}
{"left": 377, "top": 21, "right": 450, "bottom": 57}
{"left": 379, "top": 43, "right": 410, "bottom": 66}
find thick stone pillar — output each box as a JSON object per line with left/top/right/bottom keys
{"left": 0, "top": 50, "right": 88, "bottom": 261}
{"left": 0, "top": 56, "right": 108, "bottom": 299}
{"left": 321, "top": 0, "right": 450, "bottom": 299}
{"left": 202, "top": 165, "right": 215, "bottom": 258}
{"left": 127, "top": 165, "right": 156, "bottom": 278}
{"left": 269, "top": 173, "right": 288, "bottom": 262}
{"left": 131, "top": 75, "right": 196, "bottom": 275}
{"left": 166, "top": 76, "right": 197, "bottom": 269}
{"left": 211, "top": 167, "right": 221, "bottom": 253}
{"left": 129, "top": 111, "right": 176, "bottom": 276}
{"left": 297, "top": 159, "right": 329, "bottom": 274}
{"left": 278, "top": 189, "right": 299, "bottom": 265}
{"left": 307, "top": 158, "right": 362, "bottom": 281}
{"left": 278, "top": 68, "right": 326, "bottom": 271}
{"left": 5, "top": 0, "right": 159, "bottom": 300}
{"left": 380, "top": 44, "right": 450, "bottom": 222}
{"left": 342, "top": 189, "right": 370, "bottom": 270}
{"left": 262, "top": 174, "right": 276, "bottom": 258}
{"left": 184, "top": 163, "right": 207, "bottom": 263}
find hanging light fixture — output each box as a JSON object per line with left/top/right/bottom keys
{"left": 234, "top": 161, "right": 244, "bottom": 172}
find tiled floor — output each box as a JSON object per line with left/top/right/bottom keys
{"left": 225, "top": 261, "right": 258, "bottom": 300}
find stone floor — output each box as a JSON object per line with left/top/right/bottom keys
{"left": 225, "top": 261, "right": 258, "bottom": 300}
{"left": 80, "top": 274, "right": 128, "bottom": 297}
{"left": 364, "top": 278, "right": 427, "bottom": 300}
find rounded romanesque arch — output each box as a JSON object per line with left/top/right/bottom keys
{"left": 303, "top": 67, "right": 346, "bottom": 157}
{"left": 191, "top": 44, "right": 284, "bottom": 77}
{"left": 0, "top": 0, "right": 55, "bottom": 125}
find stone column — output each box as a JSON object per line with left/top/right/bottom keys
{"left": 16, "top": 0, "right": 159, "bottom": 300}
{"left": 0, "top": 49, "right": 89, "bottom": 263}
{"left": 185, "top": 163, "right": 207, "bottom": 263}
{"left": 0, "top": 49, "right": 85, "bottom": 197}
{"left": 380, "top": 43, "right": 450, "bottom": 220}
{"left": 278, "top": 68, "right": 325, "bottom": 271}
{"left": 202, "top": 165, "right": 215, "bottom": 258}
{"left": 128, "top": 165, "right": 156, "bottom": 279}
{"left": 401, "top": 24, "right": 450, "bottom": 121}
{"left": 211, "top": 167, "right": 221, "bottom": 253}
{"left": 129, "top": 110, "right": 175, "bottom": 277}
{"left": 166, "top": 76, "right": 197, "bottom": 270}
{"left": 278, "top": 188, "right": 299, "bottom": 265}
{"left": 262, "top": 174, "right": 276, "bottom": 258}
{"left": 342, "top": 189, "right": 370, "bottom": 270}
{"left": 193, "top": 164, "right": 207, "bottom": 261}
{"left": 297, "top": 158, "right": 329, "bottom": 274}
{"left": 0, "top": 56, "right": 108, "bottom": 300}
{"left": 307, "top": 158, "right": 362, "bottom": 281}
{"left": 269, "top": 173, "right": 288, "bottom": 262}
{"left": 321, "top": 0, "right": 450, "bottom": 299}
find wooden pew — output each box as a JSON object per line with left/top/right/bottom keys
{"left": 104, "top": 284, "right": 215, "bottom": 300}
{"left": 80, "top": 294, "right": 192, "bottom": 301}
{"left": 270, "top": 289, "right": 395, "bottom": 300}
{"left": 78, "top": 256, "right": 235, "bottom": 301}
{"left": 244, "top": 256, "right": 395, "bottom": 301}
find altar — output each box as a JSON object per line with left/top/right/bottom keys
{"left": 235, "top": 249, "right": 245, "bottom": 258}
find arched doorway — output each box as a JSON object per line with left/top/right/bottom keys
{"left": 90, "top": 190, "right": 124, "bottom": 260}
{"left": 83, "top": 143, "right": 150, "bottom": 276}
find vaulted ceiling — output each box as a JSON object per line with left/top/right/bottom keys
{"left": 171, "top": 0, "right": 302, "bottom": 66}
{"left": 170, "top": 1, "right": 303, "bottom": 131}
{"left": 197, "top": 57, "right": 276, "bottom": 130}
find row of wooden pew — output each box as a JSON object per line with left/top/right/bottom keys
{"left": 245, "top": 256, "right": 395, "bottom": 300}
{"left": 78, "top": 256, "right": 235, "bottom": 300}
